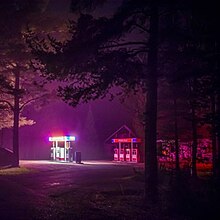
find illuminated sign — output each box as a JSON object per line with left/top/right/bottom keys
{"left": 49, "top": 136, "right": 76, "bottom": 142}
{"left": 112, "top": 138, "right": 141, "bottom": 143}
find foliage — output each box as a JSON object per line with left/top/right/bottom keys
{"left": 0, "top": 109, "right": 35, "bottom": 130}
{"left": 25, "top": 1, "right": 148, "bottom": 106}
{"left": 26, "top": 0, "right": 220, "bottom": 191}
{"left": 0, "top": 0, "right": 53, "bottom": 166}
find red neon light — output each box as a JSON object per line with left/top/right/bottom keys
{"left": 112, "top": 138, "right": 141, "bottom": 143}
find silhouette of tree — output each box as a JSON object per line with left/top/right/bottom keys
{"left": 26, "top": 0, "right": 220, "bottom": 197}
{"left": 0, "top": 0, "right": 50, "bottom": 166}
{"left": 26, "top": 0, "right": 160, "bottom": 199}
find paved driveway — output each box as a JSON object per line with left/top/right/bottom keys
{"left": 0, "top": 160, "right": 144, "bottom": 220}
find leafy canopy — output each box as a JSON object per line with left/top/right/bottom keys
{"left": 26, "top": 0, "right": 149, "bottom": 106}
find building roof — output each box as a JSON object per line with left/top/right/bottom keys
{"left": 105, "top": 124, "right": 136, "bottom": 143}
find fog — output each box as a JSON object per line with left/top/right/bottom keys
{"left": 1, "top": 97, "right": 132, "bottom": 160}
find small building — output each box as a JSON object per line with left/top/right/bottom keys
{"left": 105, "top": 125, "right": 142, "bottom": 163}
{"left": 0, "top": 147, "right": 14, "bottom": 167}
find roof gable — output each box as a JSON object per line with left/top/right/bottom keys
{"left": 105, "top": 125, "right": 136, "bottom": 143}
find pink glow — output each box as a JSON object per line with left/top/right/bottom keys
{"left": 49, "top": 136, "right": 76, "bottom": 142}
{"left": 112, "top": 138, "right": 141, "bottom": 143}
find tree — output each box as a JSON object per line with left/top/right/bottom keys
{"left": 26, "top": 0, "right": 219, "bottom": 198}
{"left": 165, "top": 0, "right": 219, "bottom": 178}
{"left": 0, "top": 63, "right": 49, "bottom": 166}
{"left": 26, "top": 0, "right": 160, "bottom": 199}
{"left": 193, "top": 2, "right": 220, "bottom": 179}
{"left": 0, "top": 109, "right": 35, "bottom": 130}
{"left": 0, "top": 0, "right": 50, "bottom": 167}
{"left": 120, "top": 88, "right": 146, "bottom": 162}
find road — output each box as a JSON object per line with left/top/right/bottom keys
{"left": 0, "top": 160, "right": 144, "bottom": 220}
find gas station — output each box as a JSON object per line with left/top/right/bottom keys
{"left": 104, "top": 125, "right": 142, "bottom": 163}
{"left": 49, "top": 136, "right": 76, "bottom": 162}
{"left": 112, "top": 138, "right": 141, "bottom": 163}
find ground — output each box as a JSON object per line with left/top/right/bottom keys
{"left": 0, "top": 160, "right": 219, "bottom": 220}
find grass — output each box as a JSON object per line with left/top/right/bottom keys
{"left": 0, "top": 166, "right": 32, "bottom": 175}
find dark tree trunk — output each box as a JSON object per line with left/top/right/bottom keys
{"left": 189, "top": 78, "right": 198, "bottom": 178}
{"left": 211, "top": 94, "right": 217, "bottom": 177}
{"left": 144, "top": 1, "right": 159, "bottom": 201}
{"left": 12, "top": 70, "right": 20, "bottom": 167}
{"left": 216, "top": 94, "right": 220, "bottom": 179}
{"left": 191, "top": 103, "right": 198, "bottom": 178}
{"left": 174, "top": 96, "right": 180, "bottom": 173}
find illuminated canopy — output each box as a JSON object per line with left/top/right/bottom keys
{"left": 49, "top": 136, "right": 76, "bottom": 142}
{"left": 112, "top": 138, "right": 141, "bottom": 143}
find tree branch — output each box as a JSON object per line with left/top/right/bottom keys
{"left": 19, "top": 96, "right": 44, "bottom": 111}
{"left": 0, "top": 100, "right": 13, "bottom": 111}
{"left": 134, "top": 23, "right": 149, "bottom": 33}
{"left": 100, "top": 41, "right": 148, "bottom": 50}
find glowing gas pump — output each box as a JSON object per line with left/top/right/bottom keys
{"left": 114, "top": 148, "right": 119, "bottom": 161}
{"left": 51, "top": 141, "right": 56, "bottom": 160}
{"left": 49, "top": 136, "right": 76, "bottom": 162}
{"left": 112, "top": 138, "right": 141, "bottom": 163}
{"left": 132, "top": 149, "right": 138, "bottom": 162}
{"left": 125, "top": 148, "right": 131, "bottom": 162}
{"left": 119, "top": 148, "right": 125, "bottom": 161}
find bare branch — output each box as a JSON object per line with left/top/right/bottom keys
{"left": 0, "top": 100, "right": 13, "bottom": 111}
{"left": 100, "top": 41, "right": 148, "bottom": 50}
{"left": 134, "top": 23, "right": 149, "bottom": 33}
{"left": 19, "top": 95, "right": 45, "bottom": 111}
{"left": 128, "top": 49, "right": 148, "bottom": 56}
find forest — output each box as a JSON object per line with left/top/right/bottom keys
{"left": 0, "top": 0, "right": 220, "bottom": 203}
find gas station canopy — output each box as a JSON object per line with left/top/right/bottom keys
{"left": 49, "top": 136, "right": 76, "bottom": 142}
{"left": 49, "top": 136, "right": 76, "bottom": 162}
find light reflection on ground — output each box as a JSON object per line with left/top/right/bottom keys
{"left": 19, "top": 160, "right": 143, "bottom": 166}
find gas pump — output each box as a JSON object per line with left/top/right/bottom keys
{"left": 114, "top": 148, "right": 119, "bottom": 161}
{"left": 112, "top": 138, "right": 141, "bottom": 163}
{"left": 65, "top": 141, "right": 69, "bottom": 161}
{"left": 49, "top": 136, "right": 76, "bottom": 162}
{"left": 125, "top": 148, "right": 131, "bottom": 162}
{"left": 65, "top": 141, "right": 73, "bottom": 162}
{"left": 119, "top": 148, "right": 125, "bottom": 161}
{"left": 59, "top": 142, "right": 65, "bottom": 161}
{"left": 132, "top": 149, "right": 138, "bottom": 162}
{"left": 50, "top": 147, "right": 53, "bottom": 160}
{"left": 56, "top": 146, "right": 60, "bottom": 160}
{"left": 51, "top": 141, "right": 56, "bottom": 161}
{"left": 66, "top": 148, "right": 69, "bottom": 161}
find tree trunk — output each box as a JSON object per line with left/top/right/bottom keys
{"left": 144, "top": 1, "right": 159, "bottom": 201}
{"left": 191, "top": 103, "right": 198, "bottom": 178}
{"left": 211, "top": 94, "right": 217, "bottom": 177}
{"left": 12, "top": 70, "right": 20, "bottom": 167}
{"left": 190, "top": 78, "right": 198, "bottom": 178}
{"left": 174, "top": 96, "right": 180, "bottom": 173}
{"left": 216, "top": 94, "right": 220, "bottom": 179}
